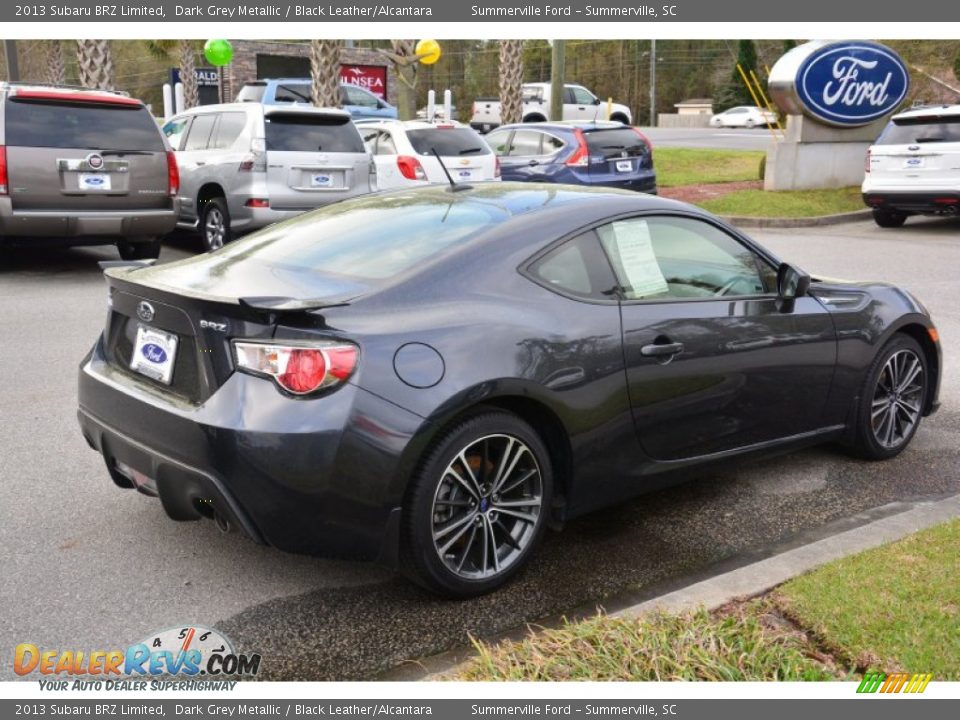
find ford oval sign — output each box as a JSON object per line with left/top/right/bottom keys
{"left": 768, "top": 41, "right": 910, "bottom": 128}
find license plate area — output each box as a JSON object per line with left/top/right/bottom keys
{"left": 78, "top": 172, "right": 112, "bottom": 190}
{"left": 616, "top": 160, "right": 633, "bottom": 172}
{"left": 130, "top": 325, "right": 178, "bottom": 385}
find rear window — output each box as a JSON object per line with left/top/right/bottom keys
{"left": 273, "top": 84, "right": 312, "bottom": 103}
{"left": 876, "top": 117, "right": 960, "bottom": 144}
{"left": 4, "top": 100, "right": 164, "bottom": 151}
{"left": 214, "top": 192, "right": 509, "bottom": 281}
{"left": 264, "top": 114, "right": 364, "bottom": 153}
{"left": 584, "top": 128, "right": 648, "bottom": 157}
{"left": 406, "top": 128, "right": 491, "bottom": 157}
{"left": 236, "top": 83, "right": 267, "bottom": 102}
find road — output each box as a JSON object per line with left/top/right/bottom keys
{"left": 639, "top": 126, "right": 775, "bottom": 151}
{"left": 1, "top": 217, "right": 958, "bottom": 680}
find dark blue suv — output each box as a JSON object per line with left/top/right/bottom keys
{"left": 484, "top": 121, "right": 656, "bottom": 193}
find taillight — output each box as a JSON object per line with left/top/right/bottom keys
{"left": 865, "top": 148, "right": 871, "bottom": 174}
{"left": 632, "top": 127, "right": 654, "bottom": 160}
{"left": 0, "top": 145, "right": 8, "bottom": 195}
{"left": 234, "top": 341, "right": 359, "bottom": 396}
{"left": 397, "top": 155, "right": 427, "bottom": 181}
{"left": 495, "top": 156, "right": 501, "bottom": 178}
{"left": 565, "top": 129, "right": 589, "bottom": 167}
{"left": 244, "top": 198, "right": 270, "bottom": 208}
{"left": 166, "top": 151, "right": 179, "bottom": 197}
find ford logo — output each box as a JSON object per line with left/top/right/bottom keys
{"left": 85, "top": 176, "right": 105, "bottom": 186}
{"left": 769, "top": 41, "right": 910, "bottom": 128}
{"left": 141, "top": 343, "right": 167, "bottom": 364}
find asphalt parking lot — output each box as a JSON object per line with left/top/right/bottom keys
{"left": 1, "top": 217, "right": 958, "bottom": 680}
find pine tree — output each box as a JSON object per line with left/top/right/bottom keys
{"left": 717, "top": 40, "right": 759, "bottom": 111}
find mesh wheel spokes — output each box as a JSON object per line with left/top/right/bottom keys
{"left": 431, "top": 434, "right": 542, "bottom": 580}
{"left": 871, "top": 349, "right": 924, "bottom": 449}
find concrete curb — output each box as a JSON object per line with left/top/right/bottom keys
{"left": 613, "top": 493, "right": 960, "bottom": 618}
{"left": 400, "top": 494, "right": 960, "bottom": 680}
{"left": 720, "top": 209, "right": 873, "bottom": 228}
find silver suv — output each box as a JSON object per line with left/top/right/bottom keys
{"left": 162, "top": 103, "right": 375, "bottom": 251}
{"left": 0, "top": 82, "right": 179, "bottom": 260}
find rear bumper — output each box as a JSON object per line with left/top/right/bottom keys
{"left": 77, "top": 336, "right": 425, "bottom": 562}
{"left": 0, "top": 202, "right": 178, "bottom": 239}
{"left": 862, "top": 191, "right": 960, "bottom": 214}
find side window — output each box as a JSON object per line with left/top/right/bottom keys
{"left": 376, "top": 132, "right": 397, "bottom": 155}
{"left": 275, "top": 84, "right": 312, "bottom": 103}
{"left": 485, "top": 130, "right": 512, "bottom": 155}
{"left": 563, "top": 87, "right": 577, "bottom": 104}
{"left": 210, "top": 112, "right": 246, "bottom": 149}
{"left": 360, "top": 128, "right": 379, "bottom": 151}
{"left": 343, "top": 86, "right": 378, "bottom": 108}
{"left": 162, "top": 117, "right": 190, "bottom": 151}
{"left": 597, "top": 216, "right": 771, "bottom": 301}
{"left": 571, "top": 87, "right": 596, "bottom": 105}
{"left": 183, "top": 114, "right": 217, "bottom": 151}
{"left": 528, "top": 231, "right": 618, "bottom": 300}
{"left": 508, "top": 131, "right": 543, "bottom": 156}
{"left": 543, "top": 134, "right": 565, "bottom": 154}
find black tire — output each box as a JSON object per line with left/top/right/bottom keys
{"left": 523, "top": 114, "right": 547, "bottom": 123}
{"left": 850, "top": 334, "right": 928, "bottom": 460}
{"left": 610, "top": 113, "right": 629, "bottom": 125}
{"left": 200, "top": 197, "right": 231, "bottom": 252}
{"left": 745, "top": 118, "right": 756, "bottom": 129}
{"left": 117, "top": 236, "right": 161, "bottom": 261}
{"left": 872, "top": 208, "right": 907, "bottom": 228}
{"left": 401, "top": 411, "right": 553, "bottom": 598}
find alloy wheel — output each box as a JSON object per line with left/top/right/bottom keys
{"left": 871, "top": 349, "right": 924, "bottom": 449}
{"left": 204, "top": 207, "right": 226, "bottom": 250}
{"left": 431, "top": 434, "right": 543, "bottom": 580}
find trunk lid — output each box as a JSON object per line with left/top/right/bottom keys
{"left": 584, "top": 127, "right": 653, "bottom": 177}
{"left": 4, "top": 92, "right": 169, "bottom": 211}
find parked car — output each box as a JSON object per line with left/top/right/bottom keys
{"left": 78, "top": 182, "right": 941, "bottom": 597}
{"left": 236, "top": 79, "right": 397, "bottom": 120}
{"left": 709, "top": 106, "right": 777, "bottom": 128}
{"left": 470, "top": 83, "right": 632, "bottom": 133}
{"left": 162, "top": 102, "right": 374, "bottom": 251}
{"left": 485, "top": 121, "right": 656, "bottom": 193}
{"left": 862, "top": 104, "right": 960, "bottom": 228}
{"left": 0, "top": 82, "right": 178, "bottom": 259}
{"left": 357, "top": 119, "right": 499, "bottom": 189}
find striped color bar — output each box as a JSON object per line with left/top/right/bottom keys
{"left": 856, "top": 672, "right": 932, "bottom": 693}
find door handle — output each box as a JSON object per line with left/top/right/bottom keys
{"left": 640, "top": 342, "right": 684, "bottom": 357}
{"left": 528, "top": 160, "right": 540, "bottom": 166}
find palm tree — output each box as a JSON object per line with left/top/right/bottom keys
{"left": 144, "top": 40, "right": 200, "bottom": 109}
{"left": 379, "top": 40, "right": 419, "bottom": 120}
{"left": 76, "top": 40, "right": 114, "bottom": 90}
{"left": 45, "top": 41, "right": 66, "bottom": 86}
{"left": 498, "top": 40, "right": 524, "bottom": 125}
{"left": 310, "top": 40, "right": 342, "bottom": 107}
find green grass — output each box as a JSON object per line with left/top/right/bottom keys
{"left": 459, "top": 602, "right": 841, "bottom": 681}
{"left": 655, "top": 148, "right": 765, "bottom": 187}
{"left": 698, "top": 186, "right": 864, "bottom": 218}
{"left": 778, "top": 519, "right": 960, "bottom": 679}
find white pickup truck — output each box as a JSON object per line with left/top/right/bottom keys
{"left": 470, "top": 83, "right": 633, "bottom": 132}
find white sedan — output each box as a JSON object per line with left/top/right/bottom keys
{"left": 709, "top": 106, "right": 778, "bottom": 128}
{"left": 357, "top": 119, "right": 500, "bottom": 190}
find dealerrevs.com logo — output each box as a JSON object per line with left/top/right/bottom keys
{"left": 14, "top": 626, "right": 261, "bottom": 690}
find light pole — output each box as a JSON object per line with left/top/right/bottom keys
{"left": 649, "top": 39, "right": 656, "bottom": 127}
{"left": 4, "top": 40, "right": 19, "bottom": 82}
{"left": 550, "top": 40, "right": 565, "bottom": 122}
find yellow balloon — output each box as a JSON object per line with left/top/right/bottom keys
{"left": 416, "top": 39, "right": 441, "bottom": 65}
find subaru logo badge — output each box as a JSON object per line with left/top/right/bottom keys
{"left": 136, "top": 301, "right": 155, "bottom": 323}
{"left": 86, "top": 153, "right": 105, "bottom": 170}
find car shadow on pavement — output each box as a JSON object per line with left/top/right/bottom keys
{"left": 214, "top": 420, "right": 960, "bottom": 680}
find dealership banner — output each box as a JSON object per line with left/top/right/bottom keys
{"left": 4, "top": 0, "right": 960, "bottom": 22}
{"left": 2, "top": 699, "right": 959, "bottom": 718}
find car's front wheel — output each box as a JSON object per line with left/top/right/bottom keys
{"left": 851, "top": 334, "right": 929, "bottom": 460}
{"left": 401, "top": 411, "right": 553, "bottom": 597}
{"left": 872, "top": 208, "right": 907, "bottom": 228}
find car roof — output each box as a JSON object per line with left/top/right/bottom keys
{"left": 355, "top": 118, "right": 470, "bottom": 131}
{"left": 0, "top": 83, "right": 141, "bottom": 106}
{"left": 892, "top": 104, "right": 960, "bottom": 121}
{"left": 176, "top": 102, "right": 351, "bottom": 119}
{"left": 493, "top": 120, "right": 630, "bottom": 133}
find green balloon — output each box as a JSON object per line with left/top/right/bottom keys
{"left": 203, "top": 39, "right": 233, "bottom": 67}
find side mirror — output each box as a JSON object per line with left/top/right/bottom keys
{"left": 593, "top": 97, "right": 602, "bottom": 105}
{"left": 777, "top": 262, "right": 811, "bottom": 301}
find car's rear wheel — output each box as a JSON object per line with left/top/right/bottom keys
{"left": 200, "top": 197, "right": 231, "bottom": 252}
{"left": 851, "top": 334, "right": 928, "bottom": 460}
{"left": 872, "top": 208, "right": 907, "bottom": 228}
{"left": 401, "top": 411, "right": 552, "bottom": 597}
{"left": 745, "top": 118, "right": 756, "bottom": 128}
{"left": 117, "top": 236, "right": 161, "bottom": 261}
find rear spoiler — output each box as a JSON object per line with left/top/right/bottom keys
{"left": 98, "top": 259, "right": 157, "bottom": 270}
{"left": 238, "top": 295, "right": 355, "bottom": 315}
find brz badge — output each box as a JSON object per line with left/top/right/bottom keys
{"left": 200, "top": 319, "right": 228, "bottom": 332}
{"left": 136, "top": 301, "right": 155, "bottom": 323}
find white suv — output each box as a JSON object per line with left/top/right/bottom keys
{"left": 863, "top": 105, "right": 960, "bottom": 228}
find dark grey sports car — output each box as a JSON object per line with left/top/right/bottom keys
{"left": 77, "top": 183, "right": 942, "bottom": 597}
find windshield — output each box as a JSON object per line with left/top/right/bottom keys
{"left": 406, "top": 128, "right": 491, "bottom": 157}
{"left": 4, "top": 100, "right": 164, "bottom": 151}
{"left": 876, "top": 117, "right": 960, "bottom": 144}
